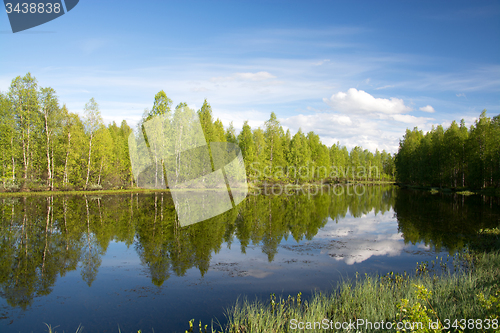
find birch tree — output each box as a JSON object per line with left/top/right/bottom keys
{"left": 39, "top": 87, "right": 60, "bottom": 189}
{"left": 83, "top": 98, "right": 103, "bottom": 189}
{"left": 8, "top": 73, "right": 40, "bottom": 185}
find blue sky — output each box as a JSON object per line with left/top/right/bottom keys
{"left": 1, "top": 0, "right": 499, "bottom": 152}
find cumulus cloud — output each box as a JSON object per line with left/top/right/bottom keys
{"left": 391, "top": 114, "right": 432, "bottom": 123}
{"left": 281, "top": 112, "right": 402, "bottom": 152}
{"left": 419, "top": 105, "right": 435, "bottom": 113}
{"left": 323, "top": 88, "right": 412, "bottom": 114}
{"left": 277, "top": 88, "right": 434, "bottom": 153}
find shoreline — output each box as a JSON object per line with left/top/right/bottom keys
{"left": 0, "top": 180, "right": 397, "bottom": 197}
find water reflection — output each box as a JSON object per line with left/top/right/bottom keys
{"left": 317, "top": 213, "right": 405, "bottom": 265}
{"left": 0, "top": 186, "right": 498, "bottom": 312}
{"left": 395, "top": 189, "right": 500, "bottom": 251}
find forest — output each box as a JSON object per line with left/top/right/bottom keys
{"left": 395, "top": 111, "right": 500, "bottom": 189}
{"left": 0, "top": 73, "right": 395, "bottom": 191}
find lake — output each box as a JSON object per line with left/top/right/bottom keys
{"left": 0, "top": 185, "right": 499, "bottom": 332}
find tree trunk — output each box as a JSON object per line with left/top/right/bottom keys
{"left": 85, "top": 133, "right": 93, "bottom": 188}
{"left": 63, "top": 132, "right": 71, "bottom": 185}
{"left": 44, "top": 112, "right": 51, "bottom": 187}
{"left": 26, "top": 121, "right": 31, "bottom": 181}
{"left": 11, "top": 136, "right": 15, "bottom": 181}
{"left": 51, "top": 146, "right": 54, "bottom": 190}
{"left": 22, "top": 127, "right": 27, "bottom": 181}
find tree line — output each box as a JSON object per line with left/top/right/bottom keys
{"left": 394, "top": 111, "right": 500, "bottom": 189}
{"left": 0, "top": 73, "right": 395, "bottom": 191}
{"left": 0, "top": 73, "right": 132, "bottom": 191}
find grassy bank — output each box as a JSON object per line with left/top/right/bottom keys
{"left": 189, "top": 229, "right": 500, "bottom": 333}
{"left": 0, "top": 181, "right": 395, "bottom": 197}
{"left": 211, "top": 254, "right": 499, "bottom": 333}
{"left": 0, "top": 187, "right": 171, "bottom": 197}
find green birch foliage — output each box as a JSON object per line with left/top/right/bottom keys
{"left": 8, "top": 73, "right": 41, "bottom": 183}
{"left": 0, "top": 92, "right": 15, "bottom": 183}
{"left": 39, "top": 87, "right": 61, "bottom": 187}
{"left": 63, "top": 113, "right": 88, "bottom": 188}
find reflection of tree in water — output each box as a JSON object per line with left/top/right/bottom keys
{"left": 80, "top": 236, "right": 102, "bottom": 287}
{"left": 394, "top": 189, "right": 500, "bottom": 252}
{"left": 81, "top": 196, "right": 103, "bottom": 287}
{"left": 0, "top": 196, "right": 81, "bottom": 309}
{"left": 4, "top": 185, "right": 487, "bottom": 309}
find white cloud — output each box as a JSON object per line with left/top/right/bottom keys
{"left": 280, "top": 91, "right": 436, "bottom": 153}
{"left": 191, "top": 86, "right": 209, "bottom": 92}
{"left": 211, "top": 71, "right": 277, "bottom": 83}
{"left": 456, "top": 93, "right": 466, "bottom": 98}
{"left": 213, "top": 108, "right": 269, "bottom": 132}
{"left": 243, "top": 269, "right": 273, "bottom": 278}
{"left": 323, "top": 88, "right": 412, "bottom": 115}
{"left": 375, "top": 84, "right": 395, "bottom": 90}
{"left": 419, "top": 105, "right": 435, "bottom": 113}
{"left": 281, "top": 113, "right": 402, "bottom": 152}
{"left": 391, "top": 114, "right": 431, "bottom": 123}
{"left": 235, "top": 72, "right": 276, "bottom": 81}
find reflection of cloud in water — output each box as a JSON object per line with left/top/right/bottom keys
{"left": 244, "top": 269, "right": 273, "bottom": 278}
{"left": 417, "top": 243, "right": 431, "bottom": 250}
{"left": 315, "top": 210, "right": 404, "bottom": 265}
{"left": 321, "top": 235, "right": 404, "bottom": 265}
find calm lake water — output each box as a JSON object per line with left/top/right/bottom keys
{"left": 0, "top": 185, "right": 499, "bottom": 333}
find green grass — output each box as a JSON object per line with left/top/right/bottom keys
{"left": 0, "top": 188, "right": 171, "bottom": 197}
{"left": 216, "top": 251, "right": 499, "bottom": 333}
{"left": 455, "top": 190, "right": 476, "bottom": 196}
{"left": 44, "top": 323, "right": 84, "bottom": 333}
{"left": 187, "top": 228, "right": 500, "bottom": 333}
